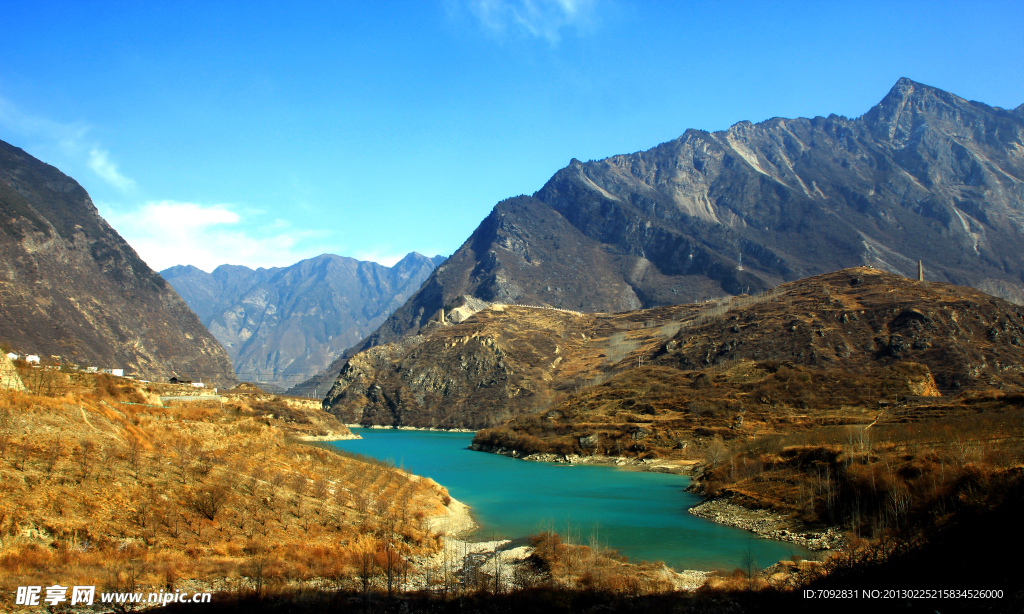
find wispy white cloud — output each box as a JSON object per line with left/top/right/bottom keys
{"left": 99, "top": 200, "right": 340, "bottom": 273}
{"left": 460, "top": 0, "right": 599, "bottom": 44}
{"left": 0, "top": 96, "right": 136, "bottom": 193}
{"left": 0, "top": 96, "right": 91, "bottom": 156}
{"left": 88, "top": 148, "right": 136, "bottom": 192}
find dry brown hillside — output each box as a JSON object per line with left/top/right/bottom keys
{"left": 0, "top": 375, "right": 457, "bottom": 599}
{"left": 469, "top": 268, "right": 1024, "bottom": 546}
{"left": 326, "top": 267, "right": 1024, "bottom": 429}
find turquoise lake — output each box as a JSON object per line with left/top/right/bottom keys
{"left": 329, "top": 429, "right": 811, "bottom": 571}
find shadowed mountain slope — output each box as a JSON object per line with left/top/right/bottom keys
{"left": 0, "top": 139, "right": 236, "bottom": 385}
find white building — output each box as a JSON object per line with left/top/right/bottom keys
{"left": 25, "top": 355, "right": 40, "bottom": 364}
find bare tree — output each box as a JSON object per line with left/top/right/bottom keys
{"left": 885, "top": 483, "right": 912, "bottom": 528}
{"left": 12, "top": 442, "right": 34, "bottom": 471}
{"left": 705, "top": 437, "right": 728, "bottom": 468}
{"left": 741, "top": 544, "right": 759, "bottom": 589}
{"left": 290, "top": 473, "right": 308, "bottom": 501}
{"left": 170, "top": 439, "right": 192, "bottom": 484}
{"left": 268, "top": 471, "right": 287, "bottom": 499}
{"left": 128, "top": 490, "right": 153, "bottom": 530}
{"left": 126, "top": 438, "right": 143, "bottom": 480}
{"left": 247, "top": 542, "right": 271, "bottom": 599}
{"left": 43, "top": 438, "right": 63, "bottom": 476}
{"left": 351, "top": 542, "right": 378, "bottom": 602}
{"left": 189, "top": 443, "right": 214, "bottom": 480}
{"left": 689, "top": 401, "right": 710, "bottom": 426}
{"left": 74, "top": 439, "right": 97, "bottom": 482}
{"left": 188, "top": 482, "right": 231, "bottom": 521}
{"left": 312, "top": 476, "right": 329, "bottom": 513}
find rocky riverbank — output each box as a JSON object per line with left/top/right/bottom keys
{"left": 416, "top": 497, "right": 536, "bottom": 591}
{"left": 419, "top": 494, "right": 713, "bottom": 592}
{"left": 297, "top": 430, "right": 361, "bottom": 441}
{"left": 347, "top": 424, "right": 476, "bottom": 433}
{"left": 688, "top": 497, "right": 844, "bottom": 551}
{"left": 469, "top": 443, "right": 697, "bottom": 474}
{"left": 426, "top": 496, "right": 478, "bottom": 538}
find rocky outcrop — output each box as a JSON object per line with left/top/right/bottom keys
{"left": 655, "top": 267, "right": 1024, "bottom": 392}
{"left": 322, "top": 299, "right": 657, "bottom": 428}
{"left": 470, "top": 441, "right": 686, "bottom": 469}
{"left": 0, "top": 140, "right": 236, "bottom": 385}
{"left": 162, "top": 252, "right": 443, "bottom": 390}
{"left": 688, "top": 497, "right": 845, "bottom": 551}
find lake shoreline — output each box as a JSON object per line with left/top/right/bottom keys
{"left": 470, "top": 442, "right": 841, "bottom": 555}
{"left": 687, "top": 496, "right": 845, "bottom": 552}
{"left": 425, "top": 495, "right": 712, "bottom": 591}
{"left": 333, "top": 430, "right": 813, "bottom": 574}
{"left": 468, "top": 442, "right": 699, "bottom": 474}
{"left": 297, "top": 430, "right": 361, "bottom": 441}
{"left": 347, "top": 424, "right": 476, "bottom": 433}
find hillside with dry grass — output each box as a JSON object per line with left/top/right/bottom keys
{"left": 0, "top": 375, "right": 461, "bottom": 600}
{"left": 328, "top": 267, "right": 1024, "bottom": 430}
{"left": 465, "top": 267, "right": 1024, "bottom": 581}
{"left": 471, "top": 267, "right": 1024, "bottom": 466}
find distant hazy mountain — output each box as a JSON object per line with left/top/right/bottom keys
{"left": 356, "top": 78, "right": 1024, "bottom": 354}
{"left": 162, "top": 253, "right": 444, "bottom": 390}
{"left": 0, "top": 139, "right": 236, "bottom": 385}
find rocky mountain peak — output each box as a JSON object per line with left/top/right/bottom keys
{"left": 342, "top": 79, "right": 1024, "bottom": 360}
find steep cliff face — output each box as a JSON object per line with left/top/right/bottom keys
{"left": 0, "top": 140, "right": 236, "bottom": 384}
{"left": 324, "top": 305, "right": 598, "bottom": 429}
{"left": 355, "top": 79, "right": 1024, "bottom": 353}
{"left": 162, "top": 252, "right": 442, "bottom": 390}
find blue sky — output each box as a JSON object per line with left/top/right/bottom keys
{"left": 1, "top": 1, "right": 1022, "bottom": 272}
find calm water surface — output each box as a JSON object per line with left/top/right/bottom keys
{"left": 330, "top": 429, "right": 810, "bottom": 571}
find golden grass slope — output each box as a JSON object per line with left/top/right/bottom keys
{"left": 0, "top": 377, "right": 456, "bottom": 598}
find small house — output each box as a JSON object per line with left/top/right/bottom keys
{"left": 169, "top": 376, "right": 193, "bottom": 385}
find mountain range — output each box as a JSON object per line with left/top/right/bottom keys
{"left": 347, "top": 78, "right": 1024, "bottom": 362}
{"left": 0, "top": 139, "right": 236, "bottom": 384}
{"left": 161, "top": 253, "right": 443, "bottom": 390}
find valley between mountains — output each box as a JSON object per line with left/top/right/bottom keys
{"left": 3, "top": 77, "right": 1024, "bottom": 610}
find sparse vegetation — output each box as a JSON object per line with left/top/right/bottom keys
{"left": 0, "top": 375, "right": 455, "bottom": 600}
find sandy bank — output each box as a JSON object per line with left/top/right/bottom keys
{"left": 426, "top": 496, "right": 478, "bottom": 538}
{"left": 297, "top": 430, "right": 361, "bottom": 441}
